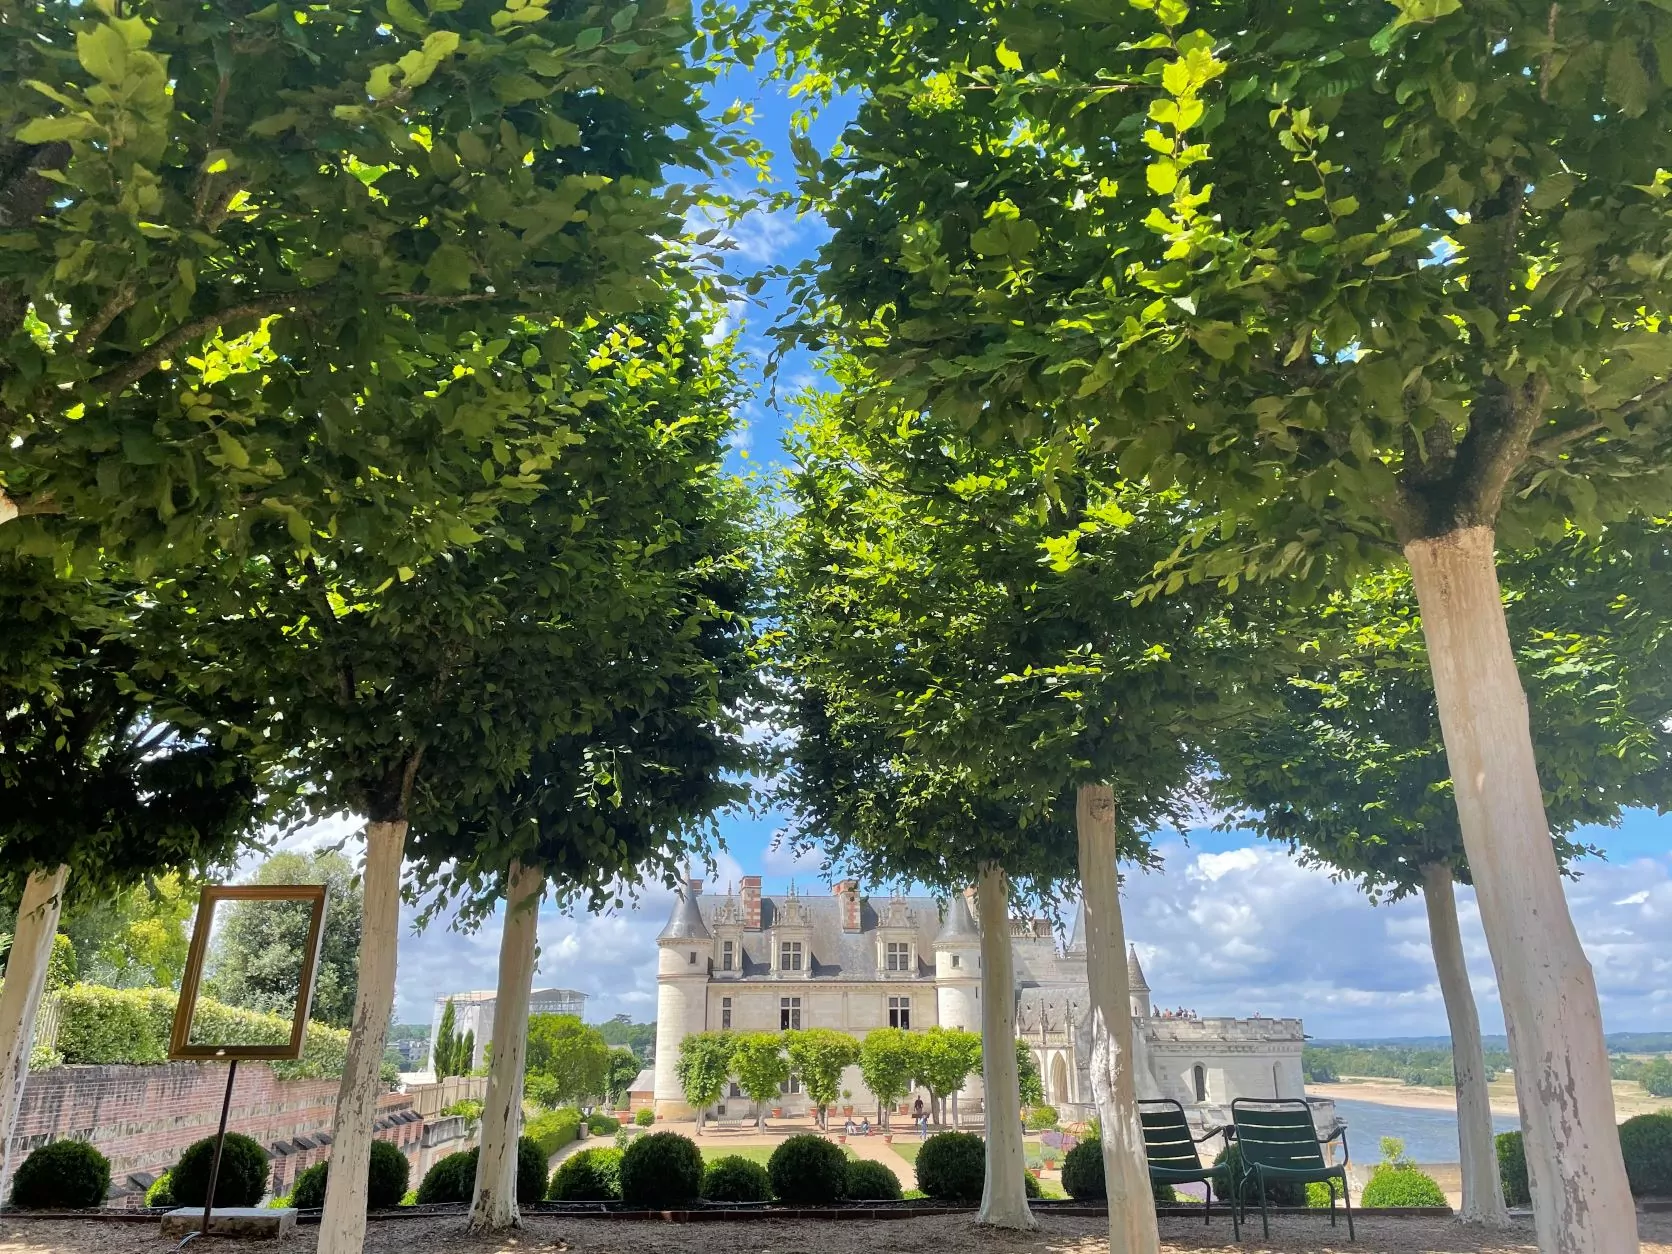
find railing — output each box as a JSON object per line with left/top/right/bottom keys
{"left": 407, "top": 1074, "right": 487, "bottom": 1118}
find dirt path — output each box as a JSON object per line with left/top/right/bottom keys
{"left": 6, "top": 1210, "right": 1672, "bottom": 1254}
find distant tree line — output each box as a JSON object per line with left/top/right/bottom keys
{"left": 1302, "top": 1043, "right": 1512, "bottom": 1088}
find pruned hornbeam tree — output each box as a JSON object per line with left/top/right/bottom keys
{"left": 0, "top": 0, "right": 754, "bottom": 565}
{"left": 1211, "top": 540, "right": 1672, "bottom": 1224}
{"left": 0, "top": 557, "right": 267, "bottom": 1192}
{"left": 768, "top": 0, "right": 1672, "bottom": 1243}
{"left": 772, "top": 375, "right": 1288, "bottom": 1250}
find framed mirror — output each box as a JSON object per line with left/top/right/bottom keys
{"left": 169, "top": 884, "right": 329, "bottom": 1061}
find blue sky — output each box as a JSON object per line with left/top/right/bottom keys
{"left": 282, "top": 45, "right": 1672, "bottom": 1044}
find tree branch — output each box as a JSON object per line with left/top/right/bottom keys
{"left": 84, "top": 294, "right": 322, "bottom": 397}
{"left": 76, "top": 283, "right": 138, "bottom": 356}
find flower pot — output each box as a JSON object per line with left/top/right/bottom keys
{"left": 842, "top": 1106, "right": 853, "bottom": 1116}
{"left": 772, "top": 1108, "right": 783, "bottom": 1118}
{"left": 838, "top": 1135, "right": 847, "bottom": 1144}
{"left": 884, "top": 1134, "right": 893, "bottom": 1144}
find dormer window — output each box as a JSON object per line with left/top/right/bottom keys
{"left": 722, "top": 941, "right": 735, "bottom": 972}
{"left": 885, "top": 942, "right": 912, "bottom": 972}
{"left": 779, "top": 941, "right": 804, "bottom": 971}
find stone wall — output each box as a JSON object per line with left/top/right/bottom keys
{"left": 4, "top": 1063, "right": 461, "bottom": 1206}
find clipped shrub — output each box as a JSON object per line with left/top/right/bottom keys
{"left": 767, "top": 1133, "right": 848, "bottom": 1204}
{"left": 1307, "top": 1180, "right": 1342, "bottom": 1208}
{"left": 618, "top": 1131, "right": 703, "bottom": 1208}
{"left": 289, "top": 1141, "right": 410, "bottom": 1211}
{"left": 1361, "top": 1167, "right": 1445, "bottom": 1208}
{"left": 845, "top": 1159, "right": 902, "bottom": 1201}
{"left": 915, "top": 1131, "right": 986, "bottom": 1203}
{"left": 634, "top": 1108, "right": 655, "bottom": 1127}
{"left": 417, "top": 1149, "right": 475, "bottom": 1204}
{"left": 1497, "top": 1131, "right": 1531, "bottom": 1208}
{"left": 1619, "top": 1112, "right": 1672, "bottom": 1198}
{"left": 548, "top": 1147, "right": 623, "bottom": 1201}
{"left": 1024, "top": 1168, "right": 1042, "bottom": 1199}
{"left": 10, "top": 1139, "right": 110, "bottom": 1209}
{"left": 1211, "top": 1145, "right": 1305, "bottom": 1207}
{"left": 441, "top": 1099, "right": 482, "bottom": 1121}
{"left": 587, "top": 1112, "right": 621, "bottom": 1136}
{"left": 701, "top": 1155, "right": 773, "bottom": 1202}
{"left": 514, "top": 1136, "right": 550, "bottom": 1202}
{"left": 525, "top": 1107, "right": 582, "bottom": 1158}
{"left": 171, "top": 1133, "right": 269, "bottom": 1208}
{"left": 1154, "top": 1182, "right": 1179, "bottom": 1203}
{"left": 145, "top": 1171, "right": 175, "bottom": 1208}
{"left": 1060, "top": 1137, "right": 1104, "bottom": 1201}
{"left": 1025, "top": 1104, "right": 1059, "bottom": 1131}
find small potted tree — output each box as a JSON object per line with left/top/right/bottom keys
{"left": 841, "top": 1091, "right": 853, "bottom": 1116}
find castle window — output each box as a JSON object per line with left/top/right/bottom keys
{"left": 780, "top": 997, "right": 802, "bottom": 1030}
{"left": 889, "top": 996, "right": 911, "bottom": 1030}
{"left": 885, "top": 942, "right": 911, "bottom": 972}
{"left": 721, "top": 997, "right": 732, "bottom": 1030}
{"left": 688, "top": 951, "right": 697, "bottom": 965}
{"left": 779, "top": 941, "right": 803, "bottom": 971}
{"left": 951, "top": 955, "right": 960, "bottom": 969}
{"left": 729, "top": 1081, "right": 742, "bottom": 1098}
{"left": 779, "top": 1074, "right": 802, "bottom": 1095}
{"left": 1193, "top": 1064, "right": 1207, "bottom": 1103}
{"left": 722, "top": 941, "right": 734, "bottom": 972}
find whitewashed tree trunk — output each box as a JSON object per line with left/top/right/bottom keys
{"left": 0, "top": 493, "right": 17, "bottom": 526}
{"left": 318, "top": 820, "right": 407, "bottom": 1254}
{"left": 974, "top": 863, "right": 1035, "bottom": 1231}
{"left": 1406, "top": 528, "right": 1635, "bottom": 1254}
{"left": 1420, "top": 862, "right": 1510, "bottom": 1227}
{"left": 1077, "top": 785, "right": 1160, "bottom": 1254}
{"left": 470, "top": 860, "right": 543, "bottom": 1231}
{"left": 0, "top": 866, "right": 68, "bottom": 1202}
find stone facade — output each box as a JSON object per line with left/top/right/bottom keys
{"left": 654, "top": 878, "right": 1330, "bottom": 1134}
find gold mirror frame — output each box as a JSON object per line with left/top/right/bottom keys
{"left": 169, "top": 884, "right": 329, "bottom": 1061}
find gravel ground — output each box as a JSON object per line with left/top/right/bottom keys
{"left": 4, "top": 1211, "right": 1672, "bottom": 1254}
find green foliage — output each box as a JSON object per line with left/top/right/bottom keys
{"left": 845, "top": 1159, "right": 903, "bottom": 1201}
{"left": 912, "top": 1027, "right": 982, "bottom": 1116}
{"left": 1212, "top": 1145, "right": 1305, "bottom": 1207}
{"left": 1497, "top": 1131, "right": 1531, "bottom": 1208}
{"left": 204, "top": 850, "right": 361, "bottom": 1029}
{"left": 605, "top": 1048, "right": 642, "bottom": 1108}
{"left": 634, "top": 1108, "right": 656, "bottom": 1128}
{"left": 731, "top": 1033, "right": 791, "bottom": 1123}
{"left": 587, "top": 1113, "right": 621, "bottom": 1136}
{"left": 144, "top": 1171, "right": 174, "bottom": 1208}
{"left": 289, "top": 1163, "right": 329, "bottom": 1210}
{"left": 1306, "top": 1181, "right": 1340, "bottom": 1209}
{"left": 766, "top": 1133, "right": 848, "bottom": 1204}
{"left": 915, "top": 1131, "right": 986, "bottom": 1203}
{"left": 597, "top": 1020, "right": 656, "bottom": 1064}
{"left": 1154, "top": 1182, "right": 1179, "bottom": 1204}
{"left": 618, "top": 1131, "right": 704, "bottom": 1208}
{"left": 54, "top": 984, "right": 348, "bottom": 1081}
{"left": 1025, "top": 1104, "right": 1059, "bottom": 1131}
{"left": 1621, "top": 1057, "right": 1672, "bottom": 1099}
{"left": 701, "top": 1154, "right": 773, "bottom": 1202}
{"left": 1304, "top": 1041, "right": 1515, "bottom": 1088}
{"left": 1362, "top": 1168, "right": 1446, "bottom": 1208}
{"left": 858, "top": 1028, "right": 917, "bottom": 1119}
{"left": 62, "top": 874, "right": 197, "bottom": 992}
{"left": 524, "top": 1015, "right": 610, "bottom": 1108}
{"left": 10, "top": 1139, "right": 110, "bottom": 1209}
{"left": 674, "top": 1031, "right": 737, "bottom": 1118}
{"left": 45, "top": 933, "right": 77, "bottom": 991}
{"left": 1015, "top": 1040, "right": 1044, "bottom": 1108}
{"left": 784, "top": 1028, "right": 861, "bottom": 1121}
{"left": 1061, "top": 1138, "right": 1105, "bottom": 1201}
{"left": 1618, "top": 1113, "right": 1672, "bottom": 1198}
{"left": 432, "top": 1000, "right": 467, "bottom": 1080}
{"left": 416, "top": 1149, "right": 477, "bottom": 1205}
{"left": 548, "top": 1147, "right": 624, "bottom": 1201}
{"left": 170, "top": 1133, "right": 268, "bottom": 1208}
{"left": 524, "top": 1108, "right": 582, "bottom": 1159}
{"left": 440, "top": 1099, "right": 483, "bottom": 1122}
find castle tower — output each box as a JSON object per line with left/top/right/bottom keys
{"left": 652, "top": 878, "right": 711, "bottom": 1116}
{"left": 1127, "top": 944, "right": 1151, "bottom": 1019}
{"left": 932, "top": 892, "right": 982, "bottom": 1031}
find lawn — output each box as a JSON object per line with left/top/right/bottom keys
{"left": 889, "top": 1141, "right": 921, "bottom": 1166}
{"left": 700, "top": 1145, "right": 775, "bottom": 1167}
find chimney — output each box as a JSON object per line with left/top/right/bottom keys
{"left": 689, "top": 879, "right": 704, "bottom": 896}
{"left": 741, "top": 876, "right": 762, "bottom": 930}
{"left": 833, "top": 880, "right": 861, "bottom": 932}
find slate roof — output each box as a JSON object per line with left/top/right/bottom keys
{"left": 696, "top": 892, "right": 943, "bottom": 981}
{"left": 658, "top": 884, "right": 711, "bottom": 941}
{"left": 934, "top": 893, "right": 980, "bottom": 945}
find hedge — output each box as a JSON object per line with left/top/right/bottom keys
{"left": 1361, "top": 1167, "right": 1446, "bottom": 1207}
{"left": 1496, "top": 1131, "right": 1531, "bottom": 1207}
{"left": 547, "top": 1148, "right": 623, "bottom": 1201}
{"left": 53, "top": 985, "right": 349, "bottom": 1081}
{"left": 525, "top": 1108, "right": 582, "bottom": 1158}
{"left": 1619, "top": 1112, "right": 1672, "bottom": 1198}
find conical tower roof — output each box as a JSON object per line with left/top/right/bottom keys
{"left": 1127, "top": 943, "right": 1150, "bottom": 992}
{"left": 658, "top": 880, "right": 711, "bottom": 942}
{"left": 1065, "top": 898, "right": 1087, "bottom": 954}
{"left": 934, "top": 892, "right": 980, "bottom": 945}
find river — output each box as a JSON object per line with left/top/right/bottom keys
{"left": 1325, "top": 1096, "right": 1520, "bottom": 1164}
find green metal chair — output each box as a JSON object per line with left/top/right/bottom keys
{"left": 1137, "top": 1098, "right": 1232, "bottom": 1235}
{"left": 1228, "top": 1098, "right": 1353, "bottom": 1240}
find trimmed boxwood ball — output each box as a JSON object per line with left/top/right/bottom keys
{"left": 1496, "top": 1131, "right": 1531, "bottom": 1207}
{"left": 548, "top": 1147, "right": 623, "bottom": 1201}
{"left": 1211, "top": 1144, "right": 1305, "bottom": 1206}
{"left": 289, "top": 1141, "right": 410, "bottom": 1210}
{"left": 1060, "top": 1137, "right": 1104, "bottom": 1201}
{"left": 417, "top": 1149, "right": 475, "bottom": 1204}
{"left": 171, "top": 1133, "right": 269, "bottom": 1208}
{"left": 633, "top": 1108, "right": 655, "bottom": 1127}
{"left": 701, "top": 1155, "right": 773, "bottom": 1202}
{"left": 767, "top": 1133, "right": 848, "bottom": 1204}
{"left": 915, "top": 1131, "right": 986, "bottom": 1203}
{"left": 618, "top": 1131, "right": 704, "bottom": 1208}
{"left": 1619, "top": 1112, "right": 1672, "bottom": 1198}
{"left": 10, "top": 1139, "right": 111, "bottom": 1209}
{"left": 844, "top": 1159, "right": 902, "bottom": 1201}
{"left": 1361, "top": 1167, "right": 1446, "bottom": 1208}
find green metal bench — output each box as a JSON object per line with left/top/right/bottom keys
{"left": 1137, "top": 1097, "right": 1231, "bottom": 1235}
{"left": 1228, "top": 1098, "right": 1352, "bottom": 1240}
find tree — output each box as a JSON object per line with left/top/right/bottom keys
{"left": 597, "top": 1020, "right": 656, "bottom": 1063}
{"left": 432, "top": 1000, "right": 463, "bottom": 1080}
{"left": 785, "top": 1028, "right": 861, "bottom": 1130}
{"left": 1015, "top": 1040, "right": 1044, "bottom": 1110}
{"left": 524, "top": 1015, "right": 610, "bottom": 1108}
{"left": 61, "top": 872, "right": 197, "bottom": 990}
{"left": 730, "top": 1033, "right": 791, "bottom": 1132}
{"left": 0, "top": 0, "right": 754, "bottom": 564}
{"left": 912, "top": 1026, "right": 982, "bottom": 1127}
{"left": 771, "top": 2, "right": 1672, "bottom": 1244}
{"left": 605, "top": 1048, "right": 642, "bottom": 1110}
{"left": 205, "top": 850, "right": 362, "bottom": 1029}
{"left": 857, "top": 1028, "right": 918, "bottom": 1131}
{"left": 1212, "top": 540, "right": 1672, "bottom": 1225}
{"left": 674, "top": 1031, "right": 736, "bottom": 1133}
